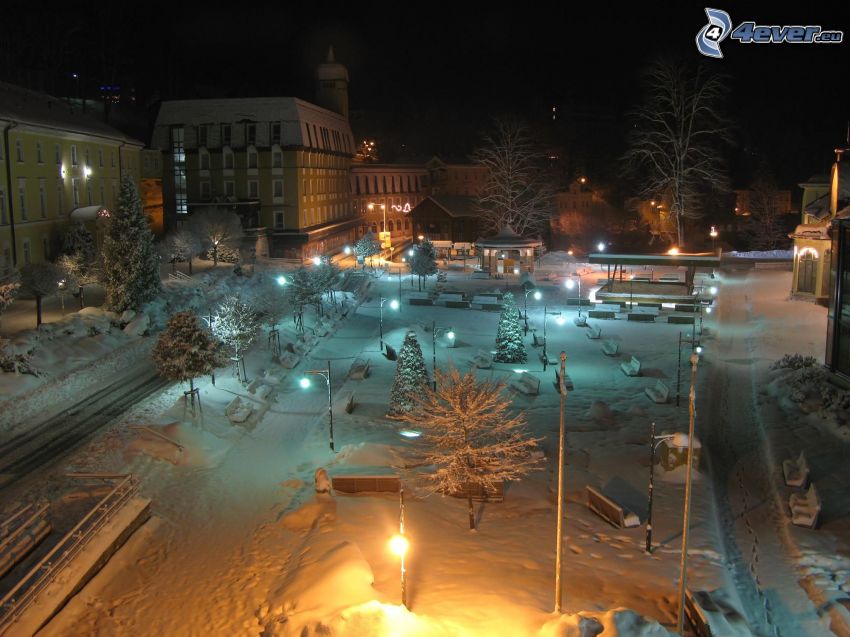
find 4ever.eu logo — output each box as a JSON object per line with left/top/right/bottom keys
{"left": 696, "top": 8, "right": 844, "bottom": 59}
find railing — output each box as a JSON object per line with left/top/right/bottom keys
{"left": 0, "top": 475, "right": 139, "bottom": 635}
{"left": 167, "top": 270, "right": 192, "bottom": 282}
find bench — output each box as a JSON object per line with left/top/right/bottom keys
{"left": 588, "top": 310, "right": 616, "bottom": 320}
{"left": 684, "top": 590, "right": 712, "bottom": 637}
{"left": 637, "top": 302, "right": 662, "bottom": 309}
{"left": 449, "top": 481, "right": 505, "bottom": 503}
{"left": 585, "top": 486, "right": 640, "bottom": 528}
{"left": 408, "top": 297, "right": 434, "bottom": 306}
{"left": 660, "top": 275, "right": 681, "bottom": 283}
{"left": 631, "top": 276, "right": 652, "bottom": 282}
{"left": 225, "top": 396, "right": 253, "bottom": 424}
{"left": 789, "top": 484, "right": 820, "bottom": 528}
{"left": 595, "top": 303, "right": 623, "bottom": 313}
{"left": 348, "top": 358, "right": 371, "bottom": 379}
{"left": 628, "top": 313, "right": 656, "bottom": 322}
{"left": 596, "top": 278, "right": 610, "bottom": 285}
{"left": 573, "top": 315, "right": 587, "bottom": 327}
{"left": 586, "top": 324, "right": 602, "bottom": 339}
{"left": 645, "top": 380, "right": 669, "bottom": 404}
{"left": 782, "top": 451, "right": 810, "bottom": 488}
{"left": 601, "top": 340, "right": 619, "bottom": 356}
{"left": 510, "top": 373, "right": 540, "bottom": 395}
{"left": 332, "top": 474, "right": 400, "bottom": 494}
{"left": 674, "top": 304, "right": 699, "bottom": 313}
{"left": 471, "top": 270, "right": 491, "bottom": 279}
{"left": 668, "top": 315, "right": 695, "bottom": 325}
{"left": 620, "top": 356, "right": 642, "bottom": 376}
{"left": 472, "top": 349, "right": 493, "bottom": 369}
{"left": 553, "top": 370, "right": 574, "bottom": 393}
{"left": 565, "top": 298, "right": 593, "bottom": 306}
{"left": 437, "top": 293, "right": 465, "bottom": 305}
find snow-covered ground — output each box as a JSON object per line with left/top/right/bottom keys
{"left": 1, "top": 257, "right": 844, "bottom": 636}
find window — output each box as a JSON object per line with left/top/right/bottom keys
{"left": 246, "top": 123, "right": 256, "bottom": 145}
{"left": 198, "top": 124, "right": 208, "bottom": 147}
{"left": 15, "top": 140, "right": 23, "bottom": 162}
{"left": 0, "top": 187, "right": 5, "bottom": 224}
{"left": 199, "top": 150, "right": 210, "bottom": 170}
{"left": 22, "top": 239, "right": 31, "bottom": 265}
{"left": 221, "top": 124, "right": 232, "bottom": 146}
{"left": 223, "top": 148, "right": 234, "bottom": 169}
{"left": 72, "top": 178, "right": 81, "bottom": 206}
{"left": 38, "top": 179, "right": 46, "bottom": 217}
{"left": 98, "top": 149, "right": 104, "bottom": 167}
{"left": 248, "top": 180, "right": 259, "bottom": 198}
{"left": 36, "top": 141, "right": 43, "bottom": 163}
{"left": 87, "top": 179, "right": 93, "bottom": 204}
{"left": 274, "top": 211, "right": 284, "bottom": 229}
{"left": 273, "top": 180, "right": 283, "bottom": 198}
{"left": 54, "top": 144, "right": 61, "bottom": 165}
{"left": 85, "top": 148, "right": 90, "bottom": 168}
{"left": 71, "top": 145, "right": 78, "bottom": 166}
{"left": 224, "top": 180, "right": 235, "bottom": 197}
{"left": 57, "top": 179, "right": 65, "bottom": 214}
{"left": 171, "top": 126, "right": 187, "bottom": 214}
{"left": 17, "top": 178, "right": 26, "bottom": 220}
{"left": 247, "top": 149, "right": 258, "bottom": 169}
{"left": 272, "top": 150, "right": 282, "bottom": 168}
{"left": 99, "top": 179, "right": 105, "bottom": 204}
{"left": 200, "top": 181, "right": 211, "bottom": 200}
{"left": 271, "top": 123, "right": 281, "bottom": 144}
{"left": 305, "top": 123, "right": 313, "bottom": 147}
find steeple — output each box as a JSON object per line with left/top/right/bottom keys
{"left": 315, "top": 46, "right": 349, "bottom": 119}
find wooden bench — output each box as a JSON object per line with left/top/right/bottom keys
{"left": 408, "top": 297, "right": 434, "bottom": 306}
{"left": 637, "top": 302, "right": 662, "bottom": 309}
{"left": 668, "top": 315, "right": 695, "bottom": 325}
{"left": 631, "top": 276, "right": 652, "bottom": 282}
{"left": 660, "top": 275, "right": 681, "bottom": 283}
{"left": 553, "top": 370, "right": 574, "bottom": 393}
{"left": 437, "top": 292, "right": 465, "bottom": 305}
{"left": 628, "top": 312, "right": 656, "bottom": 322}
{"left": 225, "top": 396, "right": 253, "bottom": 423}
{"left": 585, "top": 486, "right": 640, "bottom": 528}
{"left": 586, "top": 324, "right": 602, "bottom": 340}
{"left": 789, "top": 484, "right": 820, "bottom": 528}
{"left": 620, "top": 356, "right": 641, "bottom": 376}
{"left": 595, "top": 303, "right": 623, "bottom": 313}
{"left": 783, "top": 451, "right": 810, "bottom": 488}
{"left": 645, "top": 379, "right": 669, "bottom": 404}
{"left": 510, "top": 373, "right": 540, "bottom": 395}
{"left": 472, "top": 349, "right": 493, "bottom": 369}
{"left": 332, "top": 475, "right": 400, "bottom": 494}
{"left": 588, "top": 310, "right": 616, "bottom": 320}
{"left": 348, "top": 358, "right": 371, "bottom": 380}
{"left": 601, "top": 340, "right": 619, "bottom": 356}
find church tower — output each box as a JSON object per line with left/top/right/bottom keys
{"left": 315, "top": 46, "right": 349, "bottom": 119}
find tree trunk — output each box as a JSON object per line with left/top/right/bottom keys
{"left": 467, "top": 495, "right": 475, "bottom": 530}
{"left": 78, "top": 285, "right": 85, "bottom": 309}
{"left": 188, "top": 257, "right": 193, "bottom": 275}
{"left": 213, "top": 245, "right": 218, "bottom": 266}
{"left": 35, "top": 295, "right": 43, "bottom": 327}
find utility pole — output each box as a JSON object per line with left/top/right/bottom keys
{"left": 554, "top": 351, "right": 567, "bottom": 613}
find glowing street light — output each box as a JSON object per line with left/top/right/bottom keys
{"left": 276, "top": 275, "right": 287, "bottom": 286}
{"left": 542, "top": 307, "right": 562, "bottom": 370}
{"left": 597, "top": 242, "right": 605, "bottom": 252}
{"left": 565, "top": 274, "right": 583, "bottom": 317}
{"left": 710, "top": 226, "right": 719, "bottom": 253}
{"left": 301, "top": 362, "right": 334, "bottom": 451}
{"left": 344, "top": 245, "right": 352, "bottom": 255}
{"left": 523, "top": 288, "right": 542, "bottom": 333}
{"left": 312, "top": 256, "right": 322, "bottom": 266}
{"left": 389, "top": 533, "right": 409, "bottom": 608}
{"left": 377, "top": 297, "right": 399, "bottom": 352}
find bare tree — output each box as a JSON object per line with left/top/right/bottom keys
{"left": 744, "top": 165, "right": 792, "bottom": 251}
{"left": 623, "top": 58, "right": 732, "bottom": 247}
{"left": 161, "top": 228, "right": 202, "bottom": 274}
{"left": 189, "top": 210, "right": 243, "bottom": 266}
{"left": 391, "top": 368, "right": 541, "bottom": 530}
{"left": 0, "top": 270, "right": 20, "bottom": 320}
{"left": 20, "top": 262, "right": 63, "bottom": 327}
{"left": 472, "top": 118, "right": 555, "bottom": 236}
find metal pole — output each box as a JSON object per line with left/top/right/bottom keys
{"left": 676, "top": 332, "right": 682, "bottom": 407}
{"left": 432, "top": 320, "right": 437, "bottom": 391}
{"left": 577, "top": 276, "right": 582, "bottom": 318}
{"left": 676, "top": 353, "right": 700, "bottom": 634}
{"left": 327, "top": 361, "right": 334, "bottom": 452}
{"left": 400, "top": 486, "right": 407, "bottom": 608}
{"left": 542, "top": 306, "right": 548, "bottom": 367}
{"left": 554, "top": 351, "right": 567, "bottom": 613}
{"left": 379, "top": 299, "right": 384, "bottom": 352}
{"left": 398, "top": 268, "right": 402, "bottom": 299}
{"left": 645, "top": 421, "right": 656, "bottom": 554}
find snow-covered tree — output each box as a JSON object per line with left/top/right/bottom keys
{"left": 161, "top": 228, "right": 202, "bottom": 274}
{"left": 152, "top": 311, "right": 225, "bottom": 395}
{"left": 354, "top": 232, "right": 381, "bottom": 268}
{"left": 212, "top": 296, "right": 259, "bottom": 363}
{"left": 101, "top": 176, "right": 161, "bottom": 313}
{"left": 287, "top": 267, "right": 320, "bottom": 323}
{"left": 61, "top": 223, "right": 96, "bottom": 263}
{"left": 472, "top": 118, "right": 556, "bottom": 236}
{"left": 410, "top": 239, "right": 437, "bottom": 291}
{"left": 623, "top": 58, "right": 731, "bottom": 247}
{"left": 313, "top": 261, "right": 341, "bottom": 308}
{"left": 20, "top": 262, "right": 63, "bottom": 327}
{"left": 388, "top": 331, "right": 430, "bottom": 415}
{"left": 0, "top": 270, "right": 20, "bottom": 320}
{"left": 59, "top": 223, "right": 100, "bottom": 308}
{"left": 743, "top": 164, "right": 792, "bottom": 251}
{"left": 391, "top": 368, "right": 541, "bottom": 529}
{"left": 189, "top": 209, "right": 243, "bottom": 266}
{"left": 255, "top": 274, "right": 289, "bottom": 330}
{"left": 494, "top": 292, "right": 526, "bottom": 363}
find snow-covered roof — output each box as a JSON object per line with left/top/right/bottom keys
{"left": 70, "top": 205, "right": 111, "bottom": 221}
{"left": 803, "top": 192, "right": 831, "bottom": 220}
{"left": 0, "top": 82, "right": 143, "bottom": 146}
{"left": 151, "top": 97, "right": 353, "bottom": 155}
{"left": 789, "top": 223, "right": 830, "bottom": 240}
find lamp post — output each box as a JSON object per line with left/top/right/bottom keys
{"left": 645, "top": 422, "right": 677, "bottom": 554}
{"left": 376, "top": 297, "right": 400, "bottom": 352}
{"left": 676, "top": 352, "right": 700, "bottom": 634}
{"left": 564, "top": 274, "right": 583, "bottom": 317}
{"left": 542, "top": 307, "right": 562, "bottom": 371}
{"left": 389, "top": 531, "right": 409, "bottom": 608}
{"left": 709, "top": 226, "right": 718, "bottom": 253}
{"left": 524, "top": 288, "right": 542, "bottom": 333}
{"left": 431, "top": 321, "right": 455, "bottom": 390}
{"left": 301, "top": 361, "right": 334, "bottom": 452}
{"left": 554, "top": 351, "right": 567, "bottom": 613}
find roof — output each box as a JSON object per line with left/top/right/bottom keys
{"left": 798, "top": 174, "right": 830, "bottom": 189}
{"left": 790, "top": 223, "right": 830, "bottom": 239}
{"left": 475, "top": 225, "right": 543, "bottom": 247}
{"left": 804, "top": 192, "right": 831, "bottom": 220}
{"left": 70, "top": 205, "right": 111, "bottom": 221}
{"left": 0, "top": 82, "right": 143, "bottom": 145}
{"left": 416, "top": 195, "right": 479, "bottom": 218}
{"left": 587, "top": 253, "right": 721, "bottom": 267}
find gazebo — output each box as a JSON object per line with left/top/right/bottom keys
{"left": 474, "top": 226, "right": 543, "bottom": 275}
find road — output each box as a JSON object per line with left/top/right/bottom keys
{"left": 0, "top": 365, "right": 171, "bottom": 495}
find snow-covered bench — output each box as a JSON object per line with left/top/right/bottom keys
{"left": 783, "top": 451, "right": 810, "bottom": 488}
{"left": 471, "top": 295, "right": 502, "bottom": 310}
{"left": 437, "top": 293, "right": 469, "bottom": 308}
{"left": 789, "top": 484, "right": 820, "bottom": 528}
{"left": 601, "top": 340, "right": 619, "bottom": 356}
{"left": 620, "top": 356, "right": 641, "bottom": 376}
{"left": 645, "top": 380, "right": 669, "bottom": 404}
{"left": 278, "top": 351, "right": 301, "bottom": 369}
{"left": 660, "top": 275, "right": 681, "bottom": 283}
{"left": 472, "top": 349, "right": 493, "bottom": 369}
{"left": 225, "top": 396, "right": 253, "bottom": 424}
{"left": 586, "top": 324, "right": 602, "bottom": 340}
{"left": 668, "top": 315, "right": 695, "bottom": 325}
{"left": 628, "top": 312, "right": 656, "bottom": 322}
{"left": 573, "top": 314, "right": 587, "bottom": 327}
{"left": 471, "top": 270, "right": 491, "bottom": 279}
{"left": 510, "top": 373, "right": 540, "bottom": 396}
{"left": 348, "top": 358, "right": 371, "bottom": 380}
{"left": 585, "top": 486, "right": 640, "bottom": 529}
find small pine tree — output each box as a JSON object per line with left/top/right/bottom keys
{"left": 61, "top": 223, "right": 96, "bottom": 263}
{"left": 494, "top": 291, "right": 526, "bottom": 363}
{"left": 101, "top": 176, "right": 161, "bottom": 313}
{"left": 388, "top": 331, "right": 430, "bottom": 415}
{"left": 152, "top": 312, "right": 225, "bottom": 394}
{"left": 411, "top": 239, "right": 438, "bottom": 291}
{"left": 354, "top": 233, "right": 381, "bottom": 268}
{"left": 391, "top": 368, "right": 541, "bottom": 529}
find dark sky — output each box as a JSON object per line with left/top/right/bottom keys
{"left": 3, "top": 2, "right": 848, "bottom": 190}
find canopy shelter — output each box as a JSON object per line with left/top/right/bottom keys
{"left": 474, "top": 225, "right": 543, "bottom": 275}
{"left": 69, "top": 205, "right": 111, "bottom": 222}
{"left": 587, "top": 252, "right": 721, "bottom": 292}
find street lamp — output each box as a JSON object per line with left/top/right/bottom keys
{"left": 564, "top": 274, "right": 583, "bottom": 317}
{"left": 432, "top": 321, "right": 455, "bottom": 390}
{"left": 645, "top": 422, "right": 677, "bottom": 554}
{"left": 378, "top": 297, "right": 399, "bottom": 352}
{"left": 542, "top": 307, "right": 562, "bottom": 371}
{"left": 276, "top": 275, "right": 287, "bottom": 286}
{"left": 389, "top": 533, "right": 409, "bottom": 607}
{"left": 709, "top": 226, "right": 718, "bottom": 253}
{"left": 312, "top": 256, "right": 322, "bottom": 266}
{"left": 554, "top": 350, "right": 567, "bottom": 613}
{"left": 523, "top": 288, "right": 542, "bottom": 333}
{"left": 301, "top": 362, "right": 334, "bottom": 452}
{"left": 597, "top": 242, "right": 605, "bottom": 252}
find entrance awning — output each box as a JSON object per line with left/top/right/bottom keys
{"left": 70, "top": 205, "right": 111, "bottom": 221}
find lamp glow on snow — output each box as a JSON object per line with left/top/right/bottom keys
{"left": 276, "top": 275, "right": 287, "bottom": 286}
{"left": 389, "top": 533, "right": 410, "bottom": 608}
{"left": 390, "top": 299, "right": 400, "bottom": 310}
{"left": 668, "top": 247, "right": 680, "bottom": 256}
{"left": 706, "top": 307, "right": 712, "bottom": 314}
{"left": 399, "top": 429, "right": 421, "bottom": 439}
{"left": 556, "top": 315, "right": 566, "bottom": 326}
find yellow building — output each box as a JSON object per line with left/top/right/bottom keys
{"left": 0, "top": 82, "right": 143, "bottom": 273}
{"left": 790, "top": 170, "right": 834, "bottom": 301}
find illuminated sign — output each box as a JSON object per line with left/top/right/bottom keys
{"left": 391, "top": 203, "right": 412, "bottom": 213}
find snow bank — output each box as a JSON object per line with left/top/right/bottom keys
{"left": 537, "top": 609, "right": 673, "bottom": 637}
{"left": 124, "top": 422, "right": 231, "bottom": 468}
{"left": 727, "top": 250, "right": 792, "bottom": 260}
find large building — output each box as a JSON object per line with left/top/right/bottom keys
{"left": 152, "top": 49, "right": 357, "bottom": 260}
{"left": 0, "top": 82, "right": 143, "bottom": 274}
{"left": 350, "top": 163, "right": 430, "bottom": 242}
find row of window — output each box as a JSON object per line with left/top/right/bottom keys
{"left": 364, "top": 219, "right": 411, "bottom": 233}
{"left": 197, "top": 178, "right": 284, "bottom": 201}
{"left": 2, "top": 236, "right": 50, "bottom": 269}
{"left": 352, "top": 173, "right": 425, "bottom": 195}
{"left": 1, "top": 140, "right": 118, "bottom": 169}
{"left": 197, "top": 147, "right": 283, "bottom": 171}
{"left": 0, "top": 177, "right": 117, "bottom": 224}
{"left": 303, "top": 122, "right": 352, "bottom": 154}
{"left": 197, "top": 122, "right": 282, "bottom": 148}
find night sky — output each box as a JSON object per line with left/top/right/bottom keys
{"left": 2, "top": 3, "right": 848, "bottom": 192}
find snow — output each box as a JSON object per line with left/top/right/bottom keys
{"left": 727, "top": 249, "right": 793, "bottom": 260}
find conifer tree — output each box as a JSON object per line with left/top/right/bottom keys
{"left": 391, "top": 368, "right": 541, "bottom": 529}
{"left": 494, "top": 291, "right": 526, "bottom": 363}
{"left": 101, "top": 176, "right": 161, "bottom": 313}
{"left": 152, "top": 311, "right": 225, "bottom": 395}
{"left": 388, "top": 331, "right": 430, "bottom": 415}
{"left": 354, "top": 232, "right": 381, "bottom": 268}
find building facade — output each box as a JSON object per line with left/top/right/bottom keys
{"left": 350, "top": 163, "right": 429, "bottom": 242}
{"left": 790, "top": 171, "right": 838, "bottom": 301}
{"left": 0, "top": 82, "right": 143, "bottom": 274}
{"left": 411, "top": 196, "right": 481, "bottom": 244}
{"left": 151, "top": 50, "right": 356, "bottom": 260}
{"left": 426, "top": 158, "right": 487, "bottom": 197}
